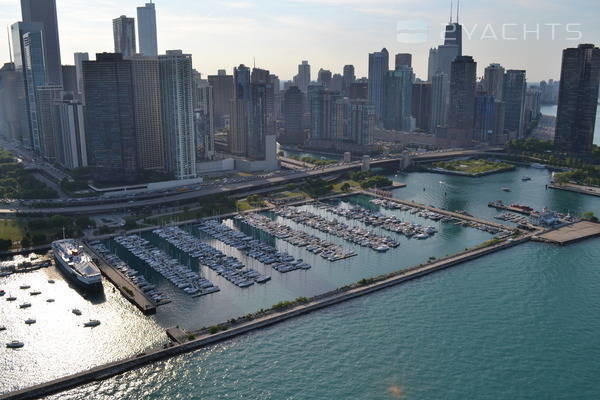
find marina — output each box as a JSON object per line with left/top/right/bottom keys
{"left": 114, "top": 235, "right": 220, "bottom": 297}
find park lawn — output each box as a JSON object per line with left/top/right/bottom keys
{"left": 332, "top": 180, "right": 361, "bottom": 193}
{"left": 434, "top": 159, "right": 514, "bottom": 174}
{"left": 270, "top": 191, "right": 310, "bottom": 200}
{"left": 0, "top": 219, "right": 24, "bottom": 244}
{"left": 236, "top": 199, "right": 255, "bottom": 212}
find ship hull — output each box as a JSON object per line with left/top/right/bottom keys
{"left": 54, "top": 254, "right": 102, "bottom": 290}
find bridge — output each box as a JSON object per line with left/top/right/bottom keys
{"left": 0, "top": 148, "right": 502, "bottom": 216}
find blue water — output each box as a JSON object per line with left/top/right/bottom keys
{"left": 3, "top": 166, "right": 600, "bottom": 398}
{"left": 43, "top": 166, "right": 600, "bottom": 400}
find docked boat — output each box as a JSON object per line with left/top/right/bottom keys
{"left": 84, "top": 320, "right": 101, "bottom": 328}
{"left": 48, "top": 280, "right": 55, "bottom": 284}
{"left": 72, "top": 309, "right": 82, "bottom": 316}
{"left": 19, "top": 285, "right": 30, "bottom": 290}
{"left": 7, "top": 296, "right": 16, "bottom": 301}
{"left": 30, "top": 291, "right": 41, "bottom": 296}
{"left": 19, "top": 303, "right": 31, "bottom": 309}
{"left": 24, "top": 319, "right": 36, "bottom": 325}
{"left": 6, "top": 341, "right": 24, "bottom": 349}
{"left": 0, "top": 326, "right": 5, "bottom": 331}
{"left": 46, "top": 299, "right": 55, "bottom": 303}
{"left": 52, "top": 239, "right": 102, "bottom": 289}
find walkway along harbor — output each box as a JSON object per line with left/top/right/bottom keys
{"left": 1, "top": 227, "right": 536, "bottom": 400}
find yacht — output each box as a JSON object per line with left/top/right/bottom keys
{"left": 72, "top": 309, "right": 82, "bottom": 316}
{"left": 52, "top": 239, "right": 102, "bottom": 289}
{"left": 30, "top": 291, "right": 41, "bottom": 296}
{"left": 19, "top": 303, "right": 31, "bottom": 309}
{"left": 24, "top": 319, "right": 36, "bottom": 325}
{"left": 19, "top": 285, "right": 30, "bottom": 290}
{"left": 521, "top": 176, "right": 532, "bottom": 181}
{"left": 502, "top": 188, "right": 511, "bottom": 192}
{"left": 7, "top": 296, "right": 16, "bottom": 301}
{"left": 46, "top": 299, "right": 55, "bottom": 303}
{"left": 84, "top": 320, "right": 101, "bottom": 328}
{"left": 6, "top": 341, "right": 24, "bottom": 349}
{"left": 0, "top": 326, "right": 5, "bottom": 332}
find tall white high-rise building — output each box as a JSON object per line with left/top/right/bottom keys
{"left": 73, "top": 52, "right": 89, "bottom": 99}
{"left": 159, "top": 50, "right": 196, "bottom": 179}
{"left": 137, "top": 2, "right": 158, "bottom": 56}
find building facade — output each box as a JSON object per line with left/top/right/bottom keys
{"left": 113, "top": 16, "right": 137, "bottom": 57}
{"left": 137, "top": 2, "right": 158, "bottom": 57}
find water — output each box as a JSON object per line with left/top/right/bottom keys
{"left": 2, "top": 166, "right": 600, "bottom": 398}
{"left": 541, "top": 104, "right": 600, "bottom": 145}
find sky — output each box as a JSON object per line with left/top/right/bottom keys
{"left": 0, "top": 0, "right": 599, "bottom": 82}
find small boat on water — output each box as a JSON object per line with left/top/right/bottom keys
{"left": 72, "top": 309, "right": 82, "bottom": 316}
{"left": 502, "top": 187, "right": 511, "bottom": 192}
{"left": 0, "top": 326, "right": 6, "bottom": 332}
{"left": 46, "top": 299, "right": 55, "bottom": 303}
{"left": 19, "top": 303, "right": 31, "bottom": 309}
{"left": 24, "top": 319, "right": 36, "bottom": 325}
{"left": 521, "top": 176, "right": 532, "bottom": 181}
{"left": 84, "top": 320, "right": 101, "bottom": 328}
{"left": 7, "top": 296, "right": 16, "bottom": 302}
{"left": 30, "top": 291, "right": 41, "bottom": 296}
{"left": 6, "top": 341, "right": 24, "bottom": 349}
{"left": 48, "top": 280, "right": 55, "bottom": 284}
{"left": 19, "top": 285, "right": 31, "bottom": 290}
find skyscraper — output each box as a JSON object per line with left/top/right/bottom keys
{"left": 309, "top": 87, "right": 340, "bottom": 141}
{"left": 83, "top": 53, "right": 138, "bottom": 182}
{"left": 447, "top": 56, "right": 477, "bottom": 144}
{"left": 368, "top": 48, "right": 389, "bottom": 123}
{"left": 383, "top": 66, "right": 413, "bottom": 132}
{"left": 503, "top": 70, "right": 527, "bottom": 139}
{"left": 0, "top": 63, "right": 22, "bottom": 142}
{"left": 74, "top": 52, "right": 89, "bottom": 99}
{"left": 412, "top": 81, "right": 432, "bottom": 132}
{"left": 21, "top": 0, "right": 62, "bottom": 85}
{"left": 342, "top": 65, "right": 355, "bottom": 95}
{"left": 281, "top": 86, "right": 305, "bottom": 145}
{"left": 295, "top": 60, "right": 311, "bottom": 93}
{"left": 137, "top": 2, "right": 158, "bottom": 56}
{"left": 208, "top": 70, "right": 234, "bottom": 129}
{"left": 430, "top": 73, "right": 448, "bottom": 135}
{"left": 318, "top": 69, "right": 332, "bottom": 88}
{"left": 129, "top": 55, "right": 164, "bottom": 171}
{"left": 483, "top": 63, "right": 505, "bottom": 101}
{"left": 113, "top": 16, "right": 137, "bottom": 57}
{"left": 191, "top": 71, "right": 215, "bottom": 161}
{"left": 36, "top": 85, "right": 63, "bottom": 162}
{"left": 22, "top": 29, "right": 46, "bottom": 153}
{"left": 395, "top": 53, "right": 412, "bottom": 69}
{"left": 554, "top": 44, "right": 600, "bottom": 154}
{"left": 230, "top": 64, "right": 251, "bottom": 156}
{"left": 159, "top": 50, "right": 197, "bottom": 179}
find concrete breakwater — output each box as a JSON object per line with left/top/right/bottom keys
{"left": 0, "top": 232, "right": 532, "bottom": 400}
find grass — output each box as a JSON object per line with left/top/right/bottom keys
{"left": 236, "top": 200, "right": 255, "bottom": 212}
{"left": 332, "top": 180, "right": 361, "bottom": 193}
{"left": 0, "top": 219, "right": 24, "bottom": 244}
{"left": 433, "top": 159, "right": 515, "bottom": 175}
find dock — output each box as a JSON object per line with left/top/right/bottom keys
{"left": 85, "top": 243, "right": 156, "bottom": 315}
{"left": 488, "top": 201, "right": 533, "bottom": 215}
{"left": 534, "top": 221, "right": 600, "bottom": 246}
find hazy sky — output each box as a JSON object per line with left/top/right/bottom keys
{"left": 0, "top": 0, "right": 599, "bottom": 82}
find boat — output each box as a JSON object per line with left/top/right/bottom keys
{"left": 0, "top": 326, "right": 5, "bottom": 331}
{"left": 19, "top": 285, "right": 30, "bottom": 290}
{"left": 72, "top": 309, "right": 82, "bottom": 316}
{"left": 7, "top": 296, "right": 16, "bottom": 301}
{"left": 52, "top": 239, "right": 102, "bottom": 289}
{"left": 530, "top": 163, "right": 546, "bottom": 169}
{"left": 48, "top": 280, "right": 55, "bottom": 284}
{"left": 46, "top": 299, "right": 55, "bottom": 303}
{"left": 84, "top": 320, "right": 101, "bottom": 328}
{"left": 502, "top": 188, "right": 511, "bottom": 192}
{"left": 30, "top": 291, "right": 41, "bottom": 296}
{"left": 0, "top": 290, "right": 4, "bottom": 296}
{"left": 24, "top": 319, "right": 36, "bottom": 325}
{"left": 521, "top": 176, "right": 532, "bottom": 181}
{"left": 19, "top": 303, "right": 31, "bottom": 309}
{"left": 6, "top": 341, "right": 24, "bottom": 349}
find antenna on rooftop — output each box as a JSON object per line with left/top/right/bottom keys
{"left": 449, "top": 0, "right": 453, "bottom": 23}
{"left": 457, "top": 0, "right": 460, "bottom": 24}
{"left": 6, "top": 26, "right": 12, "bottom": 63}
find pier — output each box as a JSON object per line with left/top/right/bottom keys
{"left": 0, "top": 230, "right": 533, "bottom": 400}
{"left": 85, "top": 243, "right": 156, "bottom": 315}
{"left": 534, "top": 221, "right": 600, "bottom": 246}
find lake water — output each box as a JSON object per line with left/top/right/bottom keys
{"left": 1, "top": 166, "right": 600, "bottom": 398}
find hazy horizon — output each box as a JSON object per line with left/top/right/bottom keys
{"left": 0, "top": 0, "right": 599, "bottom": 81}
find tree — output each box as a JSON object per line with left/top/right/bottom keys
{"left": 340, "top": 183, "right": 351, "bottom": 192}
{"left": 0, "top": 239, "right": 12, "bottom": 251}
{"left": 31, "top": 233, "right": 47, "bottom": 246}
{"left": 20, "top": 236, "right": 31, "bottom": 248}
{"left": 582, "top": 212, "right": 599, "bottom": 223}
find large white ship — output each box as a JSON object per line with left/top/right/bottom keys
{"left": 52, "top": 239, "right": 102, "bottom": 288}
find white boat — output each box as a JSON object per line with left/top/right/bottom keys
{"left": 84, "top": 320, "right": 101, "bottom": 328}
{"left": 52, "top": 240, "right": 102, "bottom": 289}
{"left": 72, "top": 309, "right": 82, "bottom": 316}
{"left": 521, "top": 176, "right": 532, "bottom": 181}
{"left": 6, "top": 341, "right": 24, "bottom": 349}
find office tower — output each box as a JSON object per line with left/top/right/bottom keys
{"left": 349, "top": 81, "right": 368, "bottom": 100}
{"left": 427, "top": 45, "right": 459, "bottom": 81}
{"left": 383, "top": 66, "right": 413, "bottom": 131}
{"left": 524, "top": 87, "right": 541, "bottom": 126}
{"left": 21, "top": 0, "right": 62, "bottom": 85}
{"left": 448, "top": 56, "right": 477, "bottom": 144}
{"left": 248, "top": 83, "right": 267, "bottom": 159}
{"left": 430, "top": 73, "right": 447, "bottom": 135}
{"left": 270, "top": 73, "right": 282, "bottom": 120}
{"left": 503, "top": 70, "right": 527, "bottom": 139}
{"left": 230, "top": 64, "right": 250, "bottom": 155}
{"left": 56, "top": 95, "right": 87, "bottom": 169}
{"left": 83, "top": 53, "right": 138, "bottom": 182}
{"left": 342, "top": 65, "right": 355, "bottom": 95}
{"left": 36, "top": 85, "right": 63, "bottom": 161}
{"left": 295, "top": 60, "right": 311, "bottom": 93}
{"left": 395, "top": 53, "right": 412, "bottom": 69}
{"left": 61, "top": 65, "right": 77, "bottom": 94}
{"left": 137, "top": 2, "right": 158, "bottom": 56}
{"left": 350, "top": 100, "right": 375, "bottom": 145}
{"left": 191, "top": 73, "right": 215, "bottom": 161}
{"left": 555, "top": 44, "right": 600, "bottom": 153}
{"left": 444, "top": 3, "right": 463, "bottom": 56}
{"left": 330, "top": 74, "right": 343, "bottom": 92}
{"left": 251, "top": 68, "right": 276, "bottom": 136}
{"left": 368, "top": 48, "right": 389, "bottom": 122}
{"left": 309, "top": 87, "right": 340, "bottom": 141}
{"left": 74, "top": 52, "right": 89, "bottom": 98}
{"left": 318, "top": 69, "right": 332, "bottom": 88}
{"left": 208, "top": 70, "right": 234, "bottom": 129}
{"left": 474, "top": 93, "right": 496, "bottom": 143}
{"left": 281, "top": 86, "right": 305, "bottom": 145}
{"left": 11, "top": 21, "right": 43, "bottom": 148}
{"left": 159, "top": 50, "right": 196, "bottom": 179}
{"left": 129, "top": 55, "right": 164, "bottom": 171}
{"left": 412, "top": 81, "right": 432, "bottom": 132}
{"left": 483, "top": 63, "right": 505, "bottom": 101}
{"left": 113, "top": 16, "right": 137, "bottom": 57}
{"left": 22, "top": 29, "right": 46, "bottom": 153}
{"left": 0, "top": 63, "right": 22, "bottom": 142}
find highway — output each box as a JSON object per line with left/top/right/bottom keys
{"left": 0, "top": 148, "right": 499, "bottom": 216}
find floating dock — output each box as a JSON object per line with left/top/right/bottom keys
{"left": 534, "top": 221, "right": 600, "bottom": 246}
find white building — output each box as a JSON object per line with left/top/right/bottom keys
{"left": 137, "top": 2, "right": 158, "bottom": 57}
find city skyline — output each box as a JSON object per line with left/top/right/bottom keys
{"left": 1, "top": 0, "right": 599, "bottom": 82}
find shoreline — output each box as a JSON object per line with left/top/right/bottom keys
{"left": 548, "top": 183, "right": 600, "bottom": 197}
{"left": 0, "top": 232, "right": 534, "bottom": 400}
